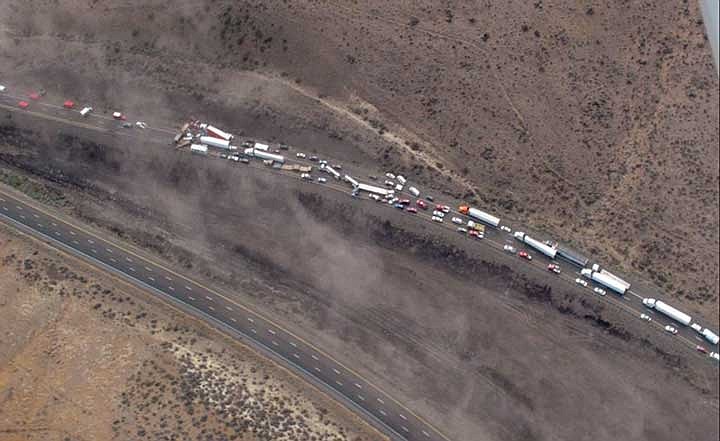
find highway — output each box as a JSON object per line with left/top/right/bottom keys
{"left": 0, "top": 86, "right": 717, "bottom": 440}
{"left": 0, "top": 190, "right": 446, "bottom": 441}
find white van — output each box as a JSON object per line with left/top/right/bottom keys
{"left": 80, "top": 107, "right": 93, "bottom": 117}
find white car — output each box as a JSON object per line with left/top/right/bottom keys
{"left": 575, "top": 278, "right": 588, "bottom": 287}
{"left": 503, "top": 245, "right": 516, "bottom": 253}
{"left": 593, "top": 287, "right": 606, "bottom": 296}
{"left": 457, "top": 227, "right": 468, "bottom": 233}
{"left": 300, "top": 173, "right": 312, "bottom": 180}
{"left": 640, "top": 314, "right": 652, "bottom": 322}
{"left": 664, "top": 325, "right": 678, "bottom": 335}
{"left": 499, "top": 225, "right": 512, "bottom": 233}
{"left": 451, "top": 217, "right": 463, "bottom": 225}
{"left": 395, "top": 184, "right": 404, "bottom": 192}
{"left": 296, "top": 152, "right": 307, "bottom": 159}
{"left": 384, "top": 180, "right": 395, "bottom": 187}
{"left": 0, "top": 85, "right": 6, "bottom": 92}
{"left": 135, "top": 121, "right": 148, "bottom": 129}
{"left": 385, "top": 172, "right": 396, "bottom": 179}
{"left": 432, "top": 210, "right": 445, "bottom": 218}
{"left": 431, "top": 216, "right": 444, "bottom": 223}
{"left": 317, "top": 177, "right": 328, "bottom": 183}
{"left": 369, "top": 194, "right": 380, "bottom": 201}
{"left": 710, "top": 352, "right": 719, "bottom": 361}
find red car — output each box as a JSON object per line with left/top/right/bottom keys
{"left": 468, "top": 230, "right": 479, "bottom": 237}
{"left": 547, "top": 264, "right": 561, "bottom": 274}
{"left": 696, "top": 345, "right": 708, "bottom": 354}
{"left": 416, "top": 200, "right": 428, "bottom": 210}
{"left": 406, "top": 207, "right": 417, "bottom": 214}
{"left": 28, "top": 92, "right": 40, "bottom": 100}
{"left": 18, "top": 101, "right": 29, "bottom": 109}
{"left": 518, "top": 251, "right": 532, "bottom": 261}
{"left": 63, "top": 100, "right": 75, "bottom": 109}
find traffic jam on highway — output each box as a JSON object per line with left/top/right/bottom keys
{"left": 2, "top": 84, "right": 719, "bottom": 362}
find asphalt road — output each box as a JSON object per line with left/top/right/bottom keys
{"left": 2, "top": 88, "right": 717, "bottom": 355}
{"left": 0, "top": 191, "right": 446, "bottom": 441}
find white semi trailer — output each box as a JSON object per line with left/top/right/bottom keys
{"left": 581, "top": 268, "right": 628, "bottom": 295}
{"left": 190, "top": 144, "right": 208, "bottom": 155}
{"left": 244, "top": 148, "right": 284, "bottom": 163}
{"left": 642, "top": 298, "right": 692, "bottom": 326}
{"left": 344, "top": 175, "right": 359, "bottom": 187}
{"left": 513, "top": 232, "right": 557, "bottom": 259}
{"left": 458, "top": 205, "right": 500, "bottom": 227}
{"left": 200, "top": 136, "right": 233, "bottom": 150}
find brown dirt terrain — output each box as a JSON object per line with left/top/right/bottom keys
{"left": 0, "top": 1, "right": 719, "bottom": 441}
{"left": 0, "top": 225, "right": 383, "bottom": 441}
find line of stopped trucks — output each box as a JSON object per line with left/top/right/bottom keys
{"left": 6, "top": 84, "right": 716, "bottom": 359}
{"left": 160, "top": 120, "right": 718, "bottom": 361}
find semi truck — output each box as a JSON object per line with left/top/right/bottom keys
{"left": 190, "top": 144, "right": 208, "bottom": 155}
{"left": 581, "top": 268, "right": 628, "bottom": 295}
{"left": 642, "top": 298, "right": 692, "bottom": 326}
{"left": 557, "top": 246, "right": 589, "bottom": 268}
{"left": 458, "top": 205, "right": 500, "bottom": 227}
{"left": 200, "top": 136, "right": 232, "bottom": 150}
{"left": 253, "top": 142, "right": 269, "bottom": 151}
{"left": 322, "top": 165, "right": 341, "bottom": 180}
{"left": 243, "top": 148, "right": 285, "bottom": 163}
{"left": 513, "top": 232, "right": 557, "bottom": 259}
{"left": 205, "top": 125, "right": 233, "bottom": 141}
{"left": 344, "top": 175, "right": 359, "bottom": 187}
{"left": 591, "top": 264, "right": 631, "bottom": 290}
{"left": 701, "top": 328, "right": 719, "bottom": 345}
